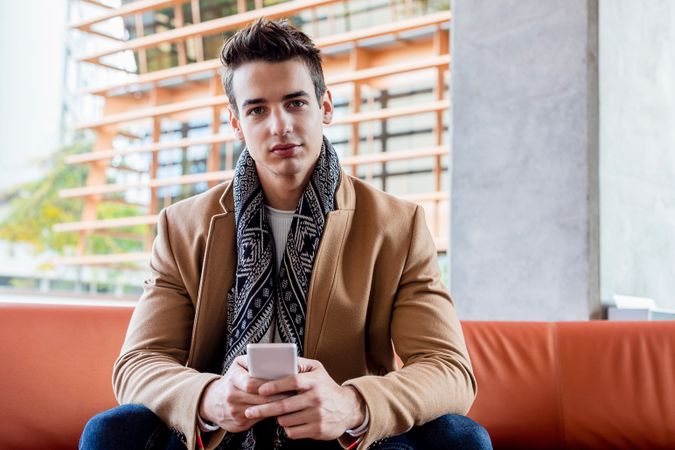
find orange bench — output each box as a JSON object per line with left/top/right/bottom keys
{"left": 1, "top": 302, "right": 673, "bottom": 449}
{"left": 463, "top": 321, "right": 675, "bottom": 449}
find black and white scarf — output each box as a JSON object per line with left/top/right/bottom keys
{"left": 217, "top": 136, "right": 341, "bottom": 450}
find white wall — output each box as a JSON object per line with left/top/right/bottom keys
{"left": 0, "top": 0, "right": 68, "bottom": 192}
{"left": 600, "top": 0, "right": 675, "bottom": 308}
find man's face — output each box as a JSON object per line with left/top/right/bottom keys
{"left": 228, "top": 58, "right": 333, "bottom": 187}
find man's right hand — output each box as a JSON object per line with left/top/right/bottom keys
{"left": 198, "top": 355, "right": 290, "bottom": 433}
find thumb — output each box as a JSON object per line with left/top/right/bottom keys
{"left": 297, "top": 357, "right": 322, "bottom": 373}
{"left": 234, "top": 354, "right": 249, "bottom": 370}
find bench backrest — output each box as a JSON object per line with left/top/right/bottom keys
{"left": 464, "top": 321, "right": 675, "bottom": 449}
{"left": 2, "top": 303, "right": 674, "bottom": 449}
{"left": 0, "top": 303, "right": 132, "bottom": 450}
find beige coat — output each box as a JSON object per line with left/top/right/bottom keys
{"left": 113, "top": 172, "right": 476, "bottom": 450}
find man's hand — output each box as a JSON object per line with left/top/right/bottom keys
{"left": 243, "top": 357, "right": 367, "bottom": 440}
{"left": 198, "top": 355, "right": 290, "bottom": 433}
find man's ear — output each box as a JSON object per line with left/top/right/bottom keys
{"left": 228, "top": 105, "right": 245, "bottom": 141}
{"left": 321, "top": 90, "right": 334, "bottom": 125}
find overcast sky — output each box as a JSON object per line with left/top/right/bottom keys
{"left": 0, "top": 0, "right": 68, "bottom": 193}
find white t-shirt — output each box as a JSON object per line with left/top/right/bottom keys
{"left": 259, "top": 205, "right": 295, "bottom": 344}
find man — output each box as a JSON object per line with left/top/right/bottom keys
{"left": 80, "top": 19, "right": 491, "bottom": 450}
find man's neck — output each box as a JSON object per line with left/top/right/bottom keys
{"left": 260, "top": 174, "right": 309, "bottom": 211}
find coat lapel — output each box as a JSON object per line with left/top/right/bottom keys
{"left": 304, "top": 210, "right": 352, "bottom": 358}
{"left": 304, "top": 174, "right": 355, "bottom": 359}
{"left": 187, "top": 186, "right": 235, "bottom": 371}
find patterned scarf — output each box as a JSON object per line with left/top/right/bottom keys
{"left": 217, "top": 136, "right": 341, "bottom": 450}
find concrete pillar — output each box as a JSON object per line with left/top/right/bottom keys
{"left": 600, "top": 1, "right": 675, "bottom": 309}
{"left": 450, "top": 0, "right": 600, "bottom": 320}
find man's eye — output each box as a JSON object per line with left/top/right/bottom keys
{"left": 248, "top": 107, "right": 265, "bottom": 116}
{"left": 289, "top": 100, "right": 306, "bottom": 108}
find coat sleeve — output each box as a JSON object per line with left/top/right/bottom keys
{"left": 112, "top": 208, "right": 223, "bottom": 450}
{"left": 341, "top": 206, "right": 477, "bottom": 450}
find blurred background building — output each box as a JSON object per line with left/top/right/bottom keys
{"left": 2, "top": 0, "right": 674, "bottom": 320}
{"left": 1, "top": 0, "right": 451, "bottom": 301}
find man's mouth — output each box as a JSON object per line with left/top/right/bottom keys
{"left": 271, "top": 144, "right": 301, "bottom": 157}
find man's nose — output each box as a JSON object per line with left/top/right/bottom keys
{"left": 270, "top": 108, "right": 292, "bottom": 136}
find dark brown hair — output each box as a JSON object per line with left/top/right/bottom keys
{"left": 220, "top": 19, "right": 326, "bottom": 116}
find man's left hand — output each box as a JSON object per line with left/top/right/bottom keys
{"left": 244, "top": 357, "right": 366, "bottom": 440}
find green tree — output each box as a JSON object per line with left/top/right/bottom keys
{"left": 0, "top": 139, "right": 146, "bottom": 264}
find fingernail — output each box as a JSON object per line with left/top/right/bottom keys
{"left": 245, "top": 408, "right": 255, "bottom": 418}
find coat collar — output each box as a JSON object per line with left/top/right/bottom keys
{"left": 218, "top": 178, "right": 234, "bottom": 213}
{"left": 217, "top": 170, "right": 356, "bottom": 214}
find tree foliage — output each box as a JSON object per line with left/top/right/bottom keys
{"left": 0, "top": 139, "right": 146, "bottom": 259}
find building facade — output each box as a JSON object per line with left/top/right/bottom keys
{"left": 58, "top": 0, "right": 451, "bottom": 276}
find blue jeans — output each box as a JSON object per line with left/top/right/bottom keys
{"left": 80, "top": 404, "right": 492, "bottom": 450}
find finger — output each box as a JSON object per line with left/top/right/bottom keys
{"left": 225, "top": 417, "right": 260, "bottom": 434}
{"left": 258, "top": 374, "right": 313, "bottom": 396}
{"left": 233, "top": 391, "right": 293, "bottom": 406}
{"left": 263, "top": 393, "right": 294, "bottom": 403}
{"left": 234, "top": 354, "right": 249, "bottom": 370}
{"left": 245, "top": 392, "right": 310, "bottom": 419}
{"left": 276, "top": 408, "right": 315, "bottom": 428}
{"left": 283, "top": 423, "right": 318, "bottom": 441}
{"left": 226, "top": 358, "right": 254, "bottom": 387}
{"left": 232, "top": 372, "right": 267, "bottom": 394}
{"left": 230, "top": 389, "right": 276, "bottom": 406}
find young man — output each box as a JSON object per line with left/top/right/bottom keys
{"left": 80, "top": 19, "right": 491, "bottom": 450}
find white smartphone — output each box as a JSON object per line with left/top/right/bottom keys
{"left": 246, "top": 343, "right": 298, "bottom": 380}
